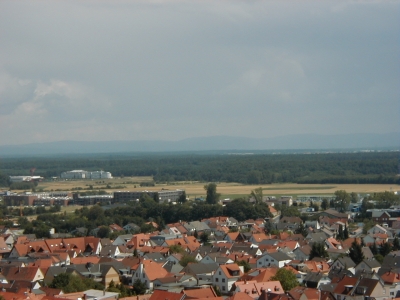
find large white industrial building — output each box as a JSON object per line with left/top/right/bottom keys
{"left": 60, "top": 170, "right": 112, "bottom": 179}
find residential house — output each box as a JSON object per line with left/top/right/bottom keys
{"left": 1, "top": 266, "right": 44, "bottom": 283}
{"left": 305, "top": 232, "right": 328, "bottom": 245}
{"left": 256, "top": 252, "right": 292, "bottom": 268}
{"left": 69, "top": 263, "right": 121, "bottom": 286}
{"left": 331, "top": 257, "right": 356, "bottom": 274}
{"left": 303, "top": 272, "right": 331, "bottom": 288}
{"left": 367, "top": 224, "right": 389, "bottom": 235}
{"left": 213, "top": 264, "right": 243, "bottom": 294}
{"left": 371, "top": 211, "right": 391, "bottom": 224}
{"left": 132, "top": 259, "right": 172, "bottom": 290}
{"left": 123, "top": 223, "right": 140, "bottom": 233}
{"left": 288, "top": 287, "right": 321, "bottom": 300}
{"left": 232, "top": 280, "right": 284, "bottom": 299}
{"left": 112, "top": 234, "right": 133, "bottom": 246}
{"left": 293, "top": 245, "right": 312, "bottom": 261}
{"left": 354, "top": 258, "right": 381, "bottom": 274}
{"left": 328, "top": 276, "right": 388, "bottom": 300}
{"left": 182, "top": 262, "right": 219, "bottom": 282}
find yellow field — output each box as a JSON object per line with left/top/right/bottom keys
{"left": 36, "top": 177, "right": 399, "bottom": 199}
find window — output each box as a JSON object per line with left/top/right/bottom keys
{"left": 222, "top": 287, "right": 225, "bottom": 291}
{"left": 216, "top": 278, "right": 219, "bottom": 282}
{"left": 222, "top": 279, "right": 225, "bottom": 282}
{"left": 219, "top": 271, "right": 221, "bottom": 275}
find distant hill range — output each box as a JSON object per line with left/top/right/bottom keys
{"left": 0, "top": 133, "right": 398, "bottom": 156}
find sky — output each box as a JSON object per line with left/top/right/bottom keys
{"left": 0, "top": 0, "right": 399, "bottom": 146}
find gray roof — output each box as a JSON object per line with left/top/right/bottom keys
{"left": 162, "top": 261, "right": 184, "bottom": 274}
{"left": 303, "top": 272, "right": 324, "bottom": 284}
{"left": 68, "top": 263, "right": 117, "bottom": 278}
{"left": 328, "top": 267, "right": 354, "bottom": 280}
{"left": 265, "top": 251, "right": 292, "bottom": 261}
{"left": 183, "top": 221, "right": 210, "bottom": 232}
{"left": 99, "top": 245, "right": 119, "bottom": 256}
{"left": 144, "top": 252, "right": 167, "bottom": 263}
{"left": 361, "top": 247, "right": 374, "bottom": 259}
{"left": 371, "top": 210, "right": 391, "bottom": 218}
{"left": 182, "top": 262, "right": 219, "bottom": 275}
{"left": 336, "top": 256, "right": 356, "bottom": 268}
{"left": 306, "top": 232, "right": 328, "bottom": 243}
{"left": 360, "top": 258, "right": 381, "bottom": 269}
{"left": 294, "top": 245, "right": 312, "bottom": 256}
{"left": 378, "top": 251, "right": 400, "bottom": 275}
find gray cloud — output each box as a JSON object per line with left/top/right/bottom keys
{"left": 0, "top": 0, "right": 398, "bottom": 145}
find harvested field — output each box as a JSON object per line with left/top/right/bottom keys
{"left": 35, "top": 177, "right": 398, "bottom": 199}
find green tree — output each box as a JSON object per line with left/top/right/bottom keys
{"left": 374, "top": 254, "right": 384, "bottom": 264}
{"left": 349, "top": 238, "right": 365, "bottom": 264}
{"left": 250, "top": 187, "right": 263, "bottom": 204}
{"left": 343, "top": 225, "right": 349, "bottom": 239}
{"left": 309, "top": 242, "right": 328, "bottom": 260}
{"left": 50, "top": 273, "right": 103, "bottom": 293}
{"left": 213, "top": 286, "right": 222, "bottom": 297}
{"left": 50, "top": 273, "right": 71, "bottom": 289}
{"left": 140, "top": 223, "right": 155, "bottom": 233}
{"left": 200, "top": 232, "right": 210, "bottom": 245}
{"left": 393, "top": 236, "right": 400, "bottom": 251}
{"left": 280, "top": 206, "right": 301, "bottom": 217}
{"left": 380, "top": 241, "right": 392, "bottom": 257}
{"left": 369, "top": 243, "right": 378, "bottom": 255}
{"left": 132, "top": 279, "right": 147, "bottom": 295}
{"left": 337, "top": 225, "right": 344, "bottom": 240}
{"left": 204, "top": 183, "right": 220, "bottom": 204}
{"left": 177, "top": 191, "right": 187, "bottom": 203}
{"left": 88, "top": 205, "right": 105, "bottom": 221}
{"left": 236, "top": 260, "right": 251, "bottom": 273}
{"left": 97, "top": 226, "right": 110, "bottom": 238}
{"left": 169, "top": 244, "right": 185, "bottom": 254}
{"left": 350, "top": 192, "right": 358, "bottom": 203}
{"left": 107, "top": 280, "right": 120, "bottom": 293}
{"left": 270, "top": 268, "right": 299, "bottom": 291}
{"left": 362, "top": 219, "right": 375, "bottom": 234}
{"left": 180, "top": 255, "right": 198, "bottom": 267}
{"left": 295, "top": 223, "right": 308, "bottom": 237}
{"left": 321, "top": 199, "right": 329, "bottom": 210}
{"left": 334, "top": 190, "right": 351, "bottom": 212}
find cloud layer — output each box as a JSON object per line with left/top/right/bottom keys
{"left": 0, "top": 0, "right": 398, "bottom": 145}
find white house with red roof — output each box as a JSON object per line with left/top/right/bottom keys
{"left": 132, "top": 259, "right": 173, "bottom": 290}
{"left": 213, "top": 264, "right": 243, "bottom": 294}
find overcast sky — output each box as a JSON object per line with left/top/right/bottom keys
{"left": 0, "top": 0, "right": 398, "bottom": 146}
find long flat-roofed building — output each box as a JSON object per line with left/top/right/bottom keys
{"left": 61, "top": 170, "right": 112, "bottom": 179}
{"left": 113, "top": 189, "right": 185, "bottom": 203}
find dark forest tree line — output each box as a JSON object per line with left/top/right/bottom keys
{"left": 0, "top": 152, "right": 398, "bottom": 187}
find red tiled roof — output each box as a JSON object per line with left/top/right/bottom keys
{"left": 182, "top": 287, "right": 217, "bottom": 299}
{"left": 149, "top": 290, "right": 183, "bottom": 300}
{"left": 227, "top": 292, "right": 254, "bottom": 300}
